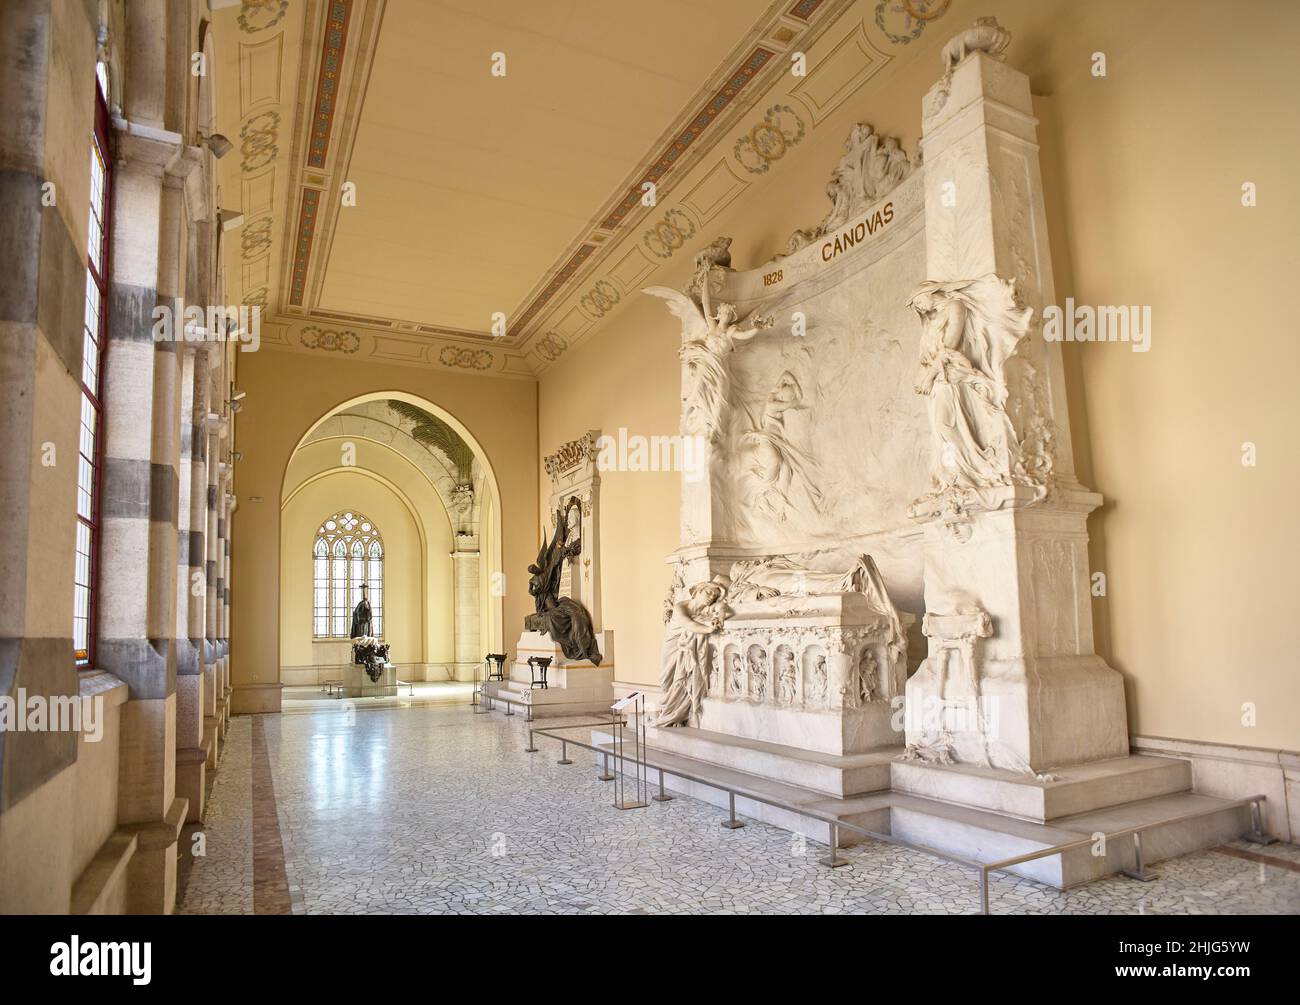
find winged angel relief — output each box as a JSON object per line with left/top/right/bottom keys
{"left": 645, "top": 258, "right": 774, "bottom": 444}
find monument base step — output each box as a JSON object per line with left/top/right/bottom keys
{"left": 647, "top": 724, "right": 895, "bottom": 798}
{"left": 579, "top": 727, "right": 1253, "bottom": 890}
{"left": 486, "top": 679, "right": 614, "bottom": 718}
{"left": 889, "top": 754, "right": 1193, "bottom": 823}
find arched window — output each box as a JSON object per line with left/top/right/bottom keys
{"left": 74, "top": 66, "right": 113, "bottom": 666}
{"left": 313, "top": 511, "right": 383, "bottom": 638}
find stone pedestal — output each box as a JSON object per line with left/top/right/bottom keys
{"left": 486, "top": 630, "right": 615, "bottom": 716}
{"left": 344, "top": 662, "right": 397, "bottom": 698}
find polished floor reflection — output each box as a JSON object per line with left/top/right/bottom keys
{"left": 178, "top": 705, "right": 1300, "bottom": 915}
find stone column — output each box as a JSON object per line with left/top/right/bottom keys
{"left": 98, "top": 123, "right": 189, "bottom": 914}
{"left": 219, "top": 481, "right": 234, "bottom": 730}
{"left": 902, "top": 19, "right": 1126, "bottom": 773}
{"left": 201, "top": 416, "right": 222, "bottom": 762}
{"left": 174, "top": 342, "right": 212, "bottom": 820}
{"left": 451, "top": 548, "right": 481, "bottom": 671}
{"left": 0, "top": 0, "right": 89, "bottom": 912}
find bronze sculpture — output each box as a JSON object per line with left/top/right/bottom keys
{"left": 524, "top": 498, "right": 602, "bottom": 664}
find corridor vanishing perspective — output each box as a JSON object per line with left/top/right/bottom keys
{"left": 177, "top": 704, "right": 1300, "bottom": 916}
{"left": 2, "top": 0, "right": 1298, "bottom": 972}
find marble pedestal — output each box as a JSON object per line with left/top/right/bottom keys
{"left": 905, "top": 488, "right": 1129, "bottom": 773}
{"left": 344, "top": 662, "right": 397, "bottom": 698}
{"left": 486, "top": 630, "right": 616, "bottom": 717}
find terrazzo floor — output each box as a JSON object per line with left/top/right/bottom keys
{"left": 177, "top": 704, "right": 1300, "bottom": 915}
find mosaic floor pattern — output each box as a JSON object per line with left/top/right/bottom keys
{"left": 177, "top": 704, "right": 1300, "bottom": 915}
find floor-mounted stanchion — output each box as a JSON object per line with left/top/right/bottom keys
{"left": 1120, "top": 830, "right": 1157, "bottom": 882}
{"left": 819, "top": 822, "right": 848, "bottom": 868}
{"left": 472, "top": 656, "right": 491, "bottom": 714}
{"left": 524, "top": 727, "right": 537, "bottom": 754}
{"left": 652, "top": 767, "right": 672, "bottom": 802}
{"left": 611, "top": 692, "right": 647, "bottom": 810}
{"left": 597, "top": 753, "right": 614, "bottom": 782}
{"left": 557, "top": 740, "right": 573, "bottom": 766}
{"left": 720, "top": 791, "right": 745, "bottom": 830}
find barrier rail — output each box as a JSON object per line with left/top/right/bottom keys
{"left": 523, "top": 720, "right": 1270, "bottom": 914}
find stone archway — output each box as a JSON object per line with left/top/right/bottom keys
{"left": 279, "top": 392, "right": 504, "bottom": 686}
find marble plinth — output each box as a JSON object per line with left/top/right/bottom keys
{"left": 344, "top": 663, "right": 397, "bottom": 698}
{"left": 486, "top": 630, "right": 616, "bottom": 717}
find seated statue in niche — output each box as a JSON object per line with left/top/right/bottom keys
{"left": 654, "top": 580, "right": 730, "bottom": 727}
{"left": 727, "top": 652, "right": 745, "bottom": 698}
{"left": 524, "top": 500, "right": 602, "bottom": 664}
{"left": 807, "top": 653, "right": 828, "bottom": 704}
{"left": 776, "top": 649, "right": 797, "bottom": 704}
{"left": 748, "top": 646, "right": 768, "bottom": 702}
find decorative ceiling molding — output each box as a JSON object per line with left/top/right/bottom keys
{"left": 219, "top": 0, "right": 956, "bottom": 377}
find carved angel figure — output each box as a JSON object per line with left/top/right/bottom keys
{"left": 653, "top": 580, "right": 729, "bottom": 728}
{"left": 908, "top": 276, "right": 1033, "bottom": 507}
{"left": 645, "top": 268, "right": 774, "bottom": 443}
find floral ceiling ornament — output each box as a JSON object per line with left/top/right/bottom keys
{"left": 874, "top": 0, "right": 952, "bottom": 46}
{"left": 643, "top": 208, "right": 698, "bottom": 260}
{"left": 732, "top": 104, "right": 806, "bottom": 175}
{"left": 579, "top": 279, "right": 622, "bottom": 319}
{"left": 238, "top": 0, "right": 289, "bottom": 34}
{"left": 299, "top": 326, "right": 360, "bottom": 354}
{"left": 240, "top": 216, "right": 273, "bottom": 259}
{"left": 239, "top": 109, "right": 280, "bottom": 172}
{"left": 438, "top": 346, "right": 493, "bottom": 370}
{"left": 536, "top": 332, "right": 568, "bottom": 363}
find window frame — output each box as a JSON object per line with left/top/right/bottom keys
{"left": 312, "top": 510, "right": 384, "bottom": 640}
{"left": 75, "top": 72, "right": 113, "bottom": 668}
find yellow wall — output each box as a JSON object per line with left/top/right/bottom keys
{"left": 230, "top": 351, "right": 537, "bottom": 708}
{"left": 537, "top": 0, "right": 1300, "bottom": 750}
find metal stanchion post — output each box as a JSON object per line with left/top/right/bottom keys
{"left": 598, "top": 752, "right": 614, "bottom": 782}
{"left": 652, "top": 767, "right": 672, "bottom": 802}
{"left": 558, "top": 740, "right": 573, "bottom": 765}
{"left": 524, "top": 727, "right": 537, "bottom": 754}
{"left": 1121, "top": 830, "right": 1157, "bottom": 882}
{"left": 720, "top": 791, "right": 745, "bottom": 829}
{"left": 819, "top": 822, "right": 848, "bottom": 868}
{"left": 611, "top": 692, "right": 647, "bottom": 810}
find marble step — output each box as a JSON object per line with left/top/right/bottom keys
{"left": 881, "top": 790, "right": 1251, "bottom": 889}
{"left": 580, "top": 730, "right": 1252, "bottom": 891}
{"left": 647, "top": 724, "right": 896, "bottom": 798}
{"left": 890, "top": 754, "right": 1192, "bottom": 823}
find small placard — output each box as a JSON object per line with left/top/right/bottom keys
{"left": 611, "top": 692, "right": 640, "bottom": 711}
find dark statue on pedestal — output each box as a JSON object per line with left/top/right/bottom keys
{"left": 349, "top": 583, "right": 372, "bottom": 639}
{"left": 349, "top": 584, "right": 388, "bottom": 682}
{"left": 525, "top": 498, "right": 602, "bottom": 665}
